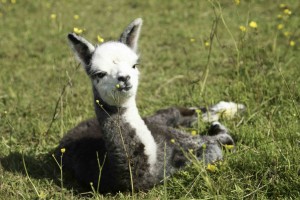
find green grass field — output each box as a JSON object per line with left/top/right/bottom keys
{"left": 1, "top": 0, "right": 299, "bottom": 199}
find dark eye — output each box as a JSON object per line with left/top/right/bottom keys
{"left": 132, "top": 64, "right": 139, "bottom": 69}
{"left": 92, "top": 71, "right": 107, "bottom": 79}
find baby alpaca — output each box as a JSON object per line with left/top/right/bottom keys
{"left": 55, "top": 18, "right": 243, "bottom": 193}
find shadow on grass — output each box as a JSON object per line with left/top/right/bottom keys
{"left": 0, "top": 150, "right": 89, "bottom": 195}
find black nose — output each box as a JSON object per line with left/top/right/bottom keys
{"left": 118, "top": 75, "right": 130, "bottom": 82}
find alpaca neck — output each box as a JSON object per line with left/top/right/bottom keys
{"left": 93, "top": 87, "right": 158, "bottom": 174}
{"left": 122, "top": 99, "right": 157, "bottom": 173}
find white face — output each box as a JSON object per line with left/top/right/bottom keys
{"left": 89, "top": 42, "right": 140, "bottom": 107}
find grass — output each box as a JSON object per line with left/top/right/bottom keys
{"left": 0, "top": 0, "right": 299, "bottom": 199}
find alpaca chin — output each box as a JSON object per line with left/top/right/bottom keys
{"left": 95, "top": 85, "right": 136, "bottom": 107}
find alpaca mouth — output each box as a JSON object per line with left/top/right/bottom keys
{"left": 117, "top": 84, "right": 132, "bottom": 92}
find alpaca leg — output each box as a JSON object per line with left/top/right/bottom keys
{"left": 144, "top": 101, "right": 245, "bottom": 128}
{"left": 196, "top": 121, "right": 235, "bottom": 163}
{"left": 208, "top": 121, "right": 234, "bottom": 146}
{"left": 144, "top": 107, "right": 198, "bottom": 128}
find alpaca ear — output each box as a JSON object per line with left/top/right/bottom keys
{"left": 119, "top": 18, "right": 143, "bottom": 53}
{"left": 67, "top": 33, "right": 95, "bottom": 66}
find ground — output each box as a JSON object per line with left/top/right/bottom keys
{"left": 0, "top": 0, "right": 299, "bottom": 199}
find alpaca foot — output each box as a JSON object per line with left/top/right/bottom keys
{"left": 199, "top": 122, "right": 234, "bottom": 163}
{"left": 208, "top": 121, "right": 234, "bottom": 146}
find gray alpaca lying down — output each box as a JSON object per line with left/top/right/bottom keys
{"left": 55, "top": 18, "right": 244, "bottom": 193}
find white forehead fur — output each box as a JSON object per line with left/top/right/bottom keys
{"left": 92, "top": 42, "right": 139, "bottom": 72}
{"left": 90, "top": 42, "right": 140, "bottom": 107}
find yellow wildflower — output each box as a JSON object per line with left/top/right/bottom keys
{"left": 50, "top": 14, "right": 56, "bottom": 20}
{"left": 195, "top": 109, "right": 202, "bottom": 114}
{"left": 97, "top": 35, "right": 104, "bottom": 43}
{"left": 224, "top": 144, "right": 235, "bottom": 150}
{"left": 191, "top": 130, "right": 197, "bottom": 136}
{"left": 11, "top": 0, "right": 16, "bottom": 4}
{"left": 73, "top": 27, "right": 83, "bottom": 34}
{"left": 60, "top": 148, "right": 66, "bottom": 153}
{"left": 283, "top": 31, "right": 291, "bottom": 37}
{"left": 249, "top": 21, "right": 258, "bottom": 29}
{"left": 73, "top": 14, "right": 79, "bottom": 20}
{"left": 234, "top": 0, "right": 240, "bottom": 5}
{"left": 277, "top": 14, "right": 283, "bottom": 19}
{"left": 170, "top": 139, "right": 175, "bottom": 144}
{"left": 279, "top": 3, "right": 286, "bottom": 8}
{"left": 239, "top": 25, "right": 247, "bottom": 32}
{"left": 38, "top": 191, "right": 47, "bottom": 199}
{"left": 190, "top": 38, "right": 195, "bottom": 42}
{"left": 289, "top": 40, "right": 295, "bottom": 47}
{"left": 283, "top": 9, "right": 292, "bottom": 15}
{"left": 204, "top": 41, "right": 210, "bottom": 47}
{"left": 277, "top": 24, "right": 284, "bottom": 30}
{"left": 207, "top": 164, "right": 217, "bottom": 172}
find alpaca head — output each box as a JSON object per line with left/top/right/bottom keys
{"left": 68, "top": 18, "right": 143, "bottom": 107}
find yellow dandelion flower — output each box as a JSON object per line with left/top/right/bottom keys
{"left": 249, "top": 21, "right": 258, "bottom": 29}
{"left": 60, "top": 148, "right": 66, "bottom": 153}
{"left": 224, "top": 144, "right": 235, "bottom": 150}
{"left": 289, "top": 40, "right": 295, "bottom": 47}
{"left": 283, "top": 31, "right": 291, "bottom": 37}
{"left": 234, "top": 0, "right": 240, "bottom": 5}
{"left": 277, "top": 24, "right": 284, "bottom": 30}
{"left": 170, "top": 139, "right": 175, "bottom": 144}
{"left": 207, "top": 164, "right": 217, "bottom": 172}
{"left": 190, "top": 38, "right": 195, "bottom": 42}
{"left": 283, "top": 9, "right": 292, "bottom": 15}
{"left": 73, "top": 27, "right": 83, "bottom": 34}
{"left": 73, "top": 14, "right": 79, "bottom": 20}
{"left": 204, "top": 41, "right": 210, "bottom": 47}
{"left": 50, "top": 13, "right": 56, "bottom": 20}
{"left": 11, "top": 0, "right": 16, "bottom": 4}
{"left": 97, "top": 35, "right": 104, "bottom": 43}
{"left": 277, "top": 14, "right": 283, "bottom": 19}
{"left": 239, "top": 25, "right": 247, "bottom": 32}
{"left": 191, "top": 130, "right": 197, "bottom": 136}
{"left": 115, "top": 84, "right": 120, "bottom": 89}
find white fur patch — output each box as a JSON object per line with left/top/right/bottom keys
{"left": 123, "top": 100, "right": 157, "bottom": 174}
{"left": 202, "top": 101, "right": 245, "bottom": 122}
